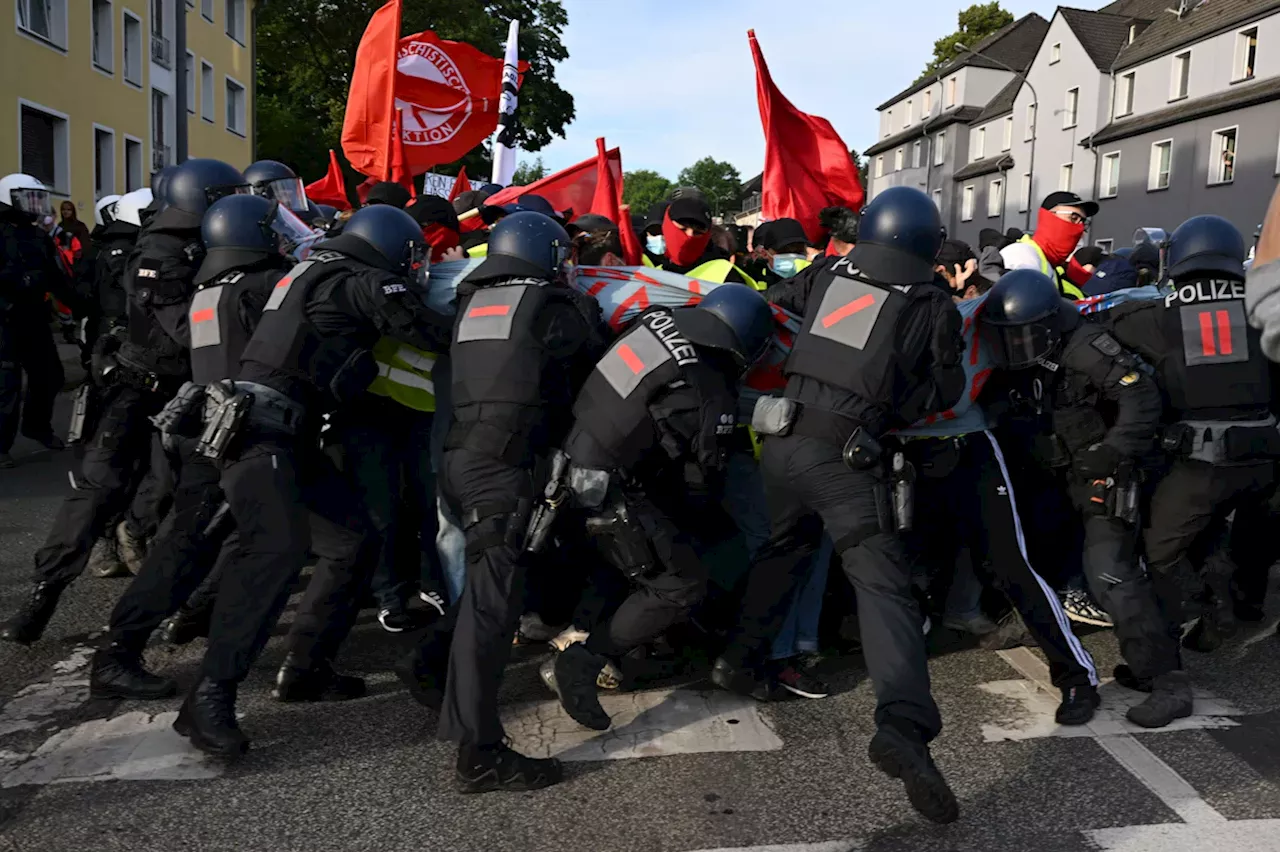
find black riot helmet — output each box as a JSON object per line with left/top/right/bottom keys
{"left": 324, "top": 203, "right": 424, "bottom": 274}
{"left": 200, "top": 194, "right": 281, "bottom": 267}
{"left": 1165, "top": 215, "right": 1246, "bottom": 281}
{"left": 468, "top": 211, "right": 572, "bottom": 283}
{"left": 980, "top": 269, "right": 1068, "bottom": 369}
{"left": 675, "top": 284, "right": 776, "bottom": 369}
{"left": 151, "top": 164, "right": 182, "bottom": 209}
{"left": 243, "top": 159, "right": 309, "bottom": 214}
{"left": 850, "top": 186, "right": 944, "bottom": 286}
{"left": 167, "top": 158, "right": 249, "bottom": 216}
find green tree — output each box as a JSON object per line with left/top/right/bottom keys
{"left": 917, "top": 2, "right": 1014, "bottom": 83}
{"left": 622, "top": 169, "right": 673, "bottom": 216}
{"left": 255, "top": 0, "right": 576, "bottom": 195}
{"left": 849, "top": 148, "right": 869, "bottom": 192}
{"left": 510, "top": 156, "right": 548, "bottom": 185}
{"left": 676, "top": 157, "right": 743, "bottom": 217}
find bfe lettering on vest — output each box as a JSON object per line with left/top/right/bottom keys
{"left": 1164, "top": 279, "right": 1246, "bottom": 307}
{"left": 641, "top": 308, "right": 698, "bottom": 366}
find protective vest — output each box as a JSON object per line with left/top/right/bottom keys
{"left": 1019, "top": 235, "right": 1084, "bottom": 300}
{"left": 121, "top": 228, "right": 203, "bottom": 378}
{"left": 687, "top": 258, "right": 762, "bottom": 291}
{"left": 1155, "top": 278, "right": 1271, "bottom": 417}
{"left": 467, "top": 243, "right": 488, "bottom": 258}
{"left": 1049, "top": 324, "right": 1125, "bottom": 455}
{"left": 368, "top": 336, "right": 437, "bottom": 412}
{"left": 95, "top": 233, "right": 135, "bottom": 320}
{"left": 642, "top": 254, "right": 659, "bottom": 268}
{"left": 784, "top": 258, "right": 937, "bottom": 411}
{"left": 188, "top": 269, "right": 281, "bottom": 385}
{"left": 565, "top": 306, "right": 696, "bottom": 471}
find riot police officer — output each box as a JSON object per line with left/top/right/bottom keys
{"left": 982, "top": 270, "right": 1176, "bottom": 727}
{"left": 0, "top": 159, "right": 244, "bottom": 645}
{"left": 712, "top": 187, "right": 965, "bottom": 824}
{"left": 89, "top": 193, "right": 295, "bottom": 700}
{"left": 546, "top": 285, "right": 775, "bottom": 730}
{"left": 169, "top": 204, "right": 451, "bottom": 757}
{"left": 243, "top": 160, "right": 310, "bottom": 216}
{"left": 1107, "top": 216, "right": 1279, "bottom": 663}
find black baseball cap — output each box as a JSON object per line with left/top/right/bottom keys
{"left": 567, "top": 213, "right": 617, "bottom": 236}
{"left": 406, "top": 194, "right": 460, "bottom": 232}
{"left": 758, "top": 218, "right": 809, "bottom": 252}
{"left": 365, "top": 181, "right": 411, "bottom": 209}
{"left": 667, "top": 187, "right": 711, "bottom": 230}
{"left": 936, "top": 239, "right": 976, "bottom": 269}
{"left": 1041, "top": 191, "right": 1099, "bottom": 218}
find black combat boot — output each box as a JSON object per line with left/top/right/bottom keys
{"left": 455, "top": 742, "right": 563, "bottom": 794}
{"left": 90, "top": 640, "right": 178, "bottom": 699}
{"left": 173, "top": 677, "right": 249, "bottom": 757}
{"left": 868, "top": 721, "right": 960, "bottom": 824}
{"left": 273, "top": 654, "right": 366, "bottom": 702}
{"left": 395, "top": 625, "right": 452, "bottom": 711}
{"left": 1126, "top": 670, "right": 1193, "bottom": 728}
{"left": 1055, "top": 683, "right": 1101, "bottom": 726}
{"left": 1113, "top": 663, "right": 1153, "bottom": 693}
{"left": 160, "top": 604, "right": 212, "bottom": 646}
{"left": 0, "top": 581, "right": 67, "bottom": 645}
{"left": 551, "top": 643, "right": 611, "bottom": 731}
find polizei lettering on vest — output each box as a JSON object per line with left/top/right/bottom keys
{"left": 642, "top": 310, "right": 699, "bottom": 366}
{"left": 1164, "top": 279, "right": 1246, "bottom": 307}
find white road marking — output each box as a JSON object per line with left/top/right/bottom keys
{"left": 503, "top": 688, "right": 782, "bottom": 762}
{"left": 0, "top": 645, "right": 93, "bottom": 737}
{"left": 1, "top": 711, "right": 222, "bottom": 787}
{"left": 1084, "top": 819, "right": 1280, "bottom": 851}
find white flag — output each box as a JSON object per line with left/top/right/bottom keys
{"left": 490, "top": 19, "right": 521, "bottom": 186}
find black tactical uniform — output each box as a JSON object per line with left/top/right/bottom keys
{"left": 549, "top": 286, "right": 773, "bottom": 731}
{"left": 170, "top": 204, "right": 451, "bottom": 758}
{"left": 714, "top": 188, "right": 964, "bottom": 824}
{"left": 1107, "top": 216, "right": 1278, "bottom": 658}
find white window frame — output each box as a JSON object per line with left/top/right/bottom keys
{"left": 1050, "top": 42, "right": 1061, "bottom": 64}
{"left": 1002, "top": 115, "right": 1013, "bottom": 151}
{"left": 185, "top": 50, "right": 195, "bottom": 113}
{"left": 92, "top": 123, "right": 116, "bottom": 200}
{"left": 875, "top": 156, "right": 884, "bottom": 178}
{"left": 15, "top": 0, "right": 68, "bottom": 51}
{"left": 122, "top": 8, "right": 143, "bottom": 88}
{"left": 894, "top": 147, "right": 904, "bottom": 172}
{"left": 201, "top": 0, "right": 213, "bottom": 21}
{"left": 1064, "top": 88, "right": 1079, "bottom": 129}
{"left": 1025, "top": 103, "right": 1036, "bottom": 141}
{"left": 1149, "top": 139, "right": 1172, "bottom": 191}
{"left": 1096, "top": 239, "right": 1114, "bottom": 253}
{"left": 988, "top": 178, "right": 1003, "bottom": 218}
{"left": 912, "top": 140, "right": 923, "bottom": 169}
{"left": 946, "top": 76, "right": 957, "bottom": 108}
{"left": 923, "top": 90, "right": 932, "bottom": 115}
{"left": 1233, "top": 26, "right": 1259, "bottom": 83}
{"left": 123, "top": 133, "right": 144, "bottom": 191}
{"left": 884, "top": 111, "right": 893, "bottom": 138}
{"left": 932, "top": 188, "right": 942, "bottom": 210}
{"left": 1275, "top": 131, "right": 1280, "bottom": 177}
{"left": 91, "top": 0, "right": 114, "bottom": 76}
{"left": 200, "top": 59, "right": 215, "bottom": 123}
{"left": 225, "top": 0, "right": 245, "bottom": 45}
{"left": 1116, "top": 72, "right": 1135, "bottom": 118}
{"left": 961, "top": 185, "right": 975, "bottom": 221}
{"left": 905, "top": 100, "right": 913, "bottom": 128}
{"left": 1209, "top": 125, "right": 1238, "bottom": 185}
{"left": 934, "top": 131, "right": 946, "bottom": 166}
{"left": 1019, "top": 173, "right": 1031, "bottom": 213}
{"left": 1060, "top": 162, "right": 1074, "bottom": 192}
{"left": 1170, "top": 51, "right": 1190, "bottom": 101}
{"left": 973, "top": 127, "right": 985, "bottom": 162}
{"left": 1100, "top": 151, "right": 1121, "bottom": 199}
{"left": 224, "top": 73, "right": 246, "bottom": 136}
{"left": 17, "top": 97, "right": 71, "bottom": 196}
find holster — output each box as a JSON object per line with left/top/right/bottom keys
{"left": 525, "top": 451, "right": 571, "bottom": 555}
{"left": 67, "top": 384, "right": 97, "bottom": 445}
{"left": 196, "top": 381, "right": 254, "bottom": 461}
{"left": 585, "top": 491, "right": 657, "bottom": 580}
{"left": 462, "top": 498, "right": 533, "bottom": 560}
{"left": 891, "top": 451, "right": 916, "bottom": 533}
{"left": 842, "top": 426, "right": 883, "bottom": 472}
{"left": 150, "top": 381, "right": 207, "bottom": 438}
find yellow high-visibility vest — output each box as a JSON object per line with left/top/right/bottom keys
{"left": 686, "top": 258, "right": 763, "bottom": 291}
{"left": 468, "top": 243, "right": 488, "bottom": 258}
{"left": 367, "top": 337, "right": 437, "bottom": 412}
{"left": 642, "top": 254, "right": 658, "bottom": 268}
{"left": 1018, "top": 235, "right": 1085, "bottom": 299}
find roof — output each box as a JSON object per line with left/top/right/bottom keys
{"left": 741, "top": 173, "right": 763, "bottom": 194}
{"left": 953, "top": 154, "right": 1016, "bottom": 182}
{"left": 972, "top": 76, "right": 1023, "bottom": 124}
{"left": 863, "top": 106, "right": 984, "bottom": 158}
{"left": 1082, "top": 73, "right": 1280, "bottom": 146}
{"left": 874, "top": 13, "right": 1049, "bottom": 111}
{"left": 864, "top": 125, "right": 925, "bottom": 158}
{"left": 1058, "top": 7, "right": 1152, "bottom": 70}
{"left": 1112, "top": 0, "right": 1280, "bottom": 71}
{"left": 928, "top": 105, "right": 985, "bottom": 131}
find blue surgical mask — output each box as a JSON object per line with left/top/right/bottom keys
{"left": 646, "top": 234, "right": 666, "bottom": 256}
{"left": 770, "top": 252, "right": 805, "bottom": 279}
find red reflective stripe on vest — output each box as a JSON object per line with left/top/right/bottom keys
{"left": 616, "top": 343, "right": 644, "bottom": 374}
{"left": 191, "top": 308, "right": 215, "bottom": 324}
{"left": 1216, "top": 310, "right": 1233, "bottom": 355}
{"left": 469, "top": 304, "right": 510, "bottom": 318}
{"left": 821, "top": 293, "right": 876, "bottom": 328}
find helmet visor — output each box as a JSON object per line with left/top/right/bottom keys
{"left": 12, "top": 187, "right": 51, "bottom": 218}
{"left": 410, "top": 242, "right": 431, "bottom": 290}
{"left": 266, "top": 177, "right": 309, "bottom": 213}
{"left": 270, "top": 204, "right": 323, "bottom": 260}
{"left": 986, "top": 321, "right": 1056, "bottom": 370}
{"left": 206, "top": 183, "right": 251, "bottom": 208}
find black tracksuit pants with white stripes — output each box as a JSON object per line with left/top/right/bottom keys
{"left": 903, "top": 431, "right": 1098, "bottom": 690}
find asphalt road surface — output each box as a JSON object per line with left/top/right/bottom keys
{"left": 3, "top": 391, "right": 1280, "bottom": 852}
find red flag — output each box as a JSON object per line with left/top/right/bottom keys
{"left": 395, "top": 31, "right": 529, "bottom": 173}
{"left": 305, "top": 150, "right": 352, "bottom": 211}
{"left": 749, "top": 30, "right": 864, "bottom": 242}
{"left": 355, "top": 177, "right": 377, "bottom": 205}
{"left": 390, "top": 110, "right": 416, "bottom": 197}
{"left": 448, "top": 166, "right": 471, "bottom": 201}
{"left": 341, "top": 0, "right": 402, "bottom": 180}
{"left": 484, "top": 147, "right": 622, "bottom": 221}
{"left": 587, "top": 138, "right": 641, "bottom": 265}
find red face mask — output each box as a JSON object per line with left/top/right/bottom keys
{"left": 1034, "top": 208, "right": 1086, "bottom": 266}
{"left": 422, "top": 223, "right": 460, "bottom": 263}
{"left": 662, "top": 209, "right": 712, "bottom": 267}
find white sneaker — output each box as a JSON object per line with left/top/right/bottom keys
{"left": 418, "top": 590, "right": 446, "bottom": 616}
{"left": 377, "top": 608, "right": 409, "bottom": 633}
{"left": 1063, "top": 589, "right": 1114, "bottom": 628}
{"left": 550, "top": 625, "right": 590, "bottom": 652}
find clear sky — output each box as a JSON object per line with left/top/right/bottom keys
{"left": 534, "top": 0, "right": 1110, "bottom": 181}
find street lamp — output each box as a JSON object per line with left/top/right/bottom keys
{"left": 955, "top": 43, "right": 1038, "bottom": 231}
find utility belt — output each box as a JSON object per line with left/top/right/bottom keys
{"left": 525, "top": 449, "right": 613, "bottom": 556}
{"left": 445, "top": 419, "right": 535, "bottom": 467}
{"left": 112, "top": 351, "right": 181, "bottom": 395}
{"left": 1161, "top": 416, "right": 1280, "bottom": 464}
{"left": 1079, "top": 460, "right": 1141, "bottom": 526}
{"left": 149, "top": 379, "right": 305, "bottom": 461}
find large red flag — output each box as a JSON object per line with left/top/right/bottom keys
{"left": 448, "top": 166, "right": 471, "bottom": 201}
{"left": 748, "top": 29, "right": 864, "bottom": 242}
{"left": 390, "top": 110, "right": 416, "bottom": 197}
{"left": 587, "top": 138, "right": 641, "bottom": 265}
{"left": 341, "top": 0, "right": 402, "bottom": 180}
{"left": 306, "top": 150, "right": 352, "bottom": 211}
{"left": 484, "top": 147, "right": 622, "bottom": 221}
{"left": 396, "top": 30, "right": 529, "bottom": 173}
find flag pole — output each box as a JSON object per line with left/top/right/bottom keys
{"left": 490, "top": 19, "right": 521, "bottom": 186}
{"left": 384, "top": 0, "right": 402, "bottom": 181}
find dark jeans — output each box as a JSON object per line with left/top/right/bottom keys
{"left": 0, "top": 311, "right": 64, "bottom": 452}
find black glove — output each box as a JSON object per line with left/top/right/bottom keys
{"left": 1073, "top": 443, "right": 1122, "bottom": 480}
{"left": 89, "top": 327, "right": 126, "bottom": 387}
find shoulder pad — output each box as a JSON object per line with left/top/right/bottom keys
{"left": 308, "top": 249, "right": 345, "bottom": 264}
{"left": 1089, "top": 332, "right": 1122, "bottom": 358}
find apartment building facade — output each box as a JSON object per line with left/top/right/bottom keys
{"left": 3, "top": 0, "right": 255, "bottom": 220}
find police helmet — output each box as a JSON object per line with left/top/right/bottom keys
{"left": 201, "top": 194, "right": 282, "bottom": 267}
{"left": 113, "top": 189, "right": 153, "bottom": 228}
{"left": 1165, "top": 215, "right": 1246, "bottom": 281}
{"left": 675, "top": 284, "right": 775, "bottom": 369}
{"left": 150, "top": 165, "right": 182, "bottom": 209}
{"left": 243, "top": 159, "right": 309, "bottom": 214}
{"left": 850, "top": 186, "right": 944, "bottom": 285}
{"left": 94, "top": 194, "right": 122, "bottom": 228}
{"left": 981, "top": 268, "right": 1067, "bottom": 369}
{"left": 314, "top": 203, "right": 338, "bottom": 224}
{"left": 468, "top": 211, "right": 572, "bottom": 283}
{"left": 167, "top": 159, "right": 249, "bottom": 216}
{"left": 326, "top": 203, "right": 424, "bottom": 273}
{"left": 0, "top": 173, "right": 52, "bottom": 218}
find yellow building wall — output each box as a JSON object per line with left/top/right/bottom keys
{"left": 184, "top": 0, "right": 253, "bottom": 169}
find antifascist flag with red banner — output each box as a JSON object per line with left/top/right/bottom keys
{"left": 306, "top": 150, "right": 352, "bottom": 211}
{"left": 748, "top": 29, "right": 864, "bottom": 242}
{"left": 341, "top": 0, "right": 402, "bottom": 179}
{"left": 484, "top": 147, "right": 622, "bottom": 221}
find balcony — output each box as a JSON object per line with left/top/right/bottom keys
{"left": 152, "top": 145, "right": 171, "bottom": 172}
{"left": 151, "top": 33, "right": 171, "bottom": 68}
